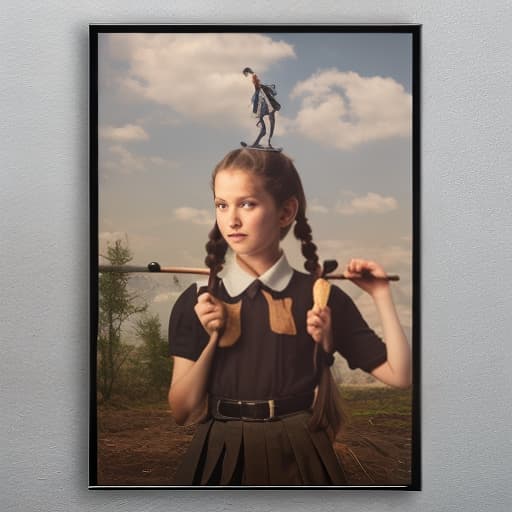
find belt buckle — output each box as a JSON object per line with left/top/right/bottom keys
{"left": 267, "top": 399, "right": 275, "bottom": 420}
{"left": 239, "top": 399, "right": 275, "bottom": 421}
{"left": 215, "top": 399, "right": 235, "bottom": 420}
{"left": 216, "top": 398, "right": 276, "bottom": 421}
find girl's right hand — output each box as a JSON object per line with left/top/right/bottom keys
{"left": 307, "top": 306, "right": 334, "bottom": 354}
{"left": 194, "top": 292, "right": 226, "bottom": 337}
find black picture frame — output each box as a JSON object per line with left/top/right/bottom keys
{"left": 90, "top": 24, "right": 421, "bottom": 490}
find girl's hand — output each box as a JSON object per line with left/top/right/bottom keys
{"left": 307, "top": 306, "right": 333, "bottom": 353}
{"left": 195, "top": 292, "right": 226, "bottom": 337}
{"left": 344, "top": 258, "right": 390, "bottom": 298}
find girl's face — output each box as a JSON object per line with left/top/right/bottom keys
{"left": 214, "top": 168, "right": 295, "bottom": 268}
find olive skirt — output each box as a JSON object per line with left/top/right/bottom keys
{"left": 173, "top": 411, "right": 347, "bottom": 486}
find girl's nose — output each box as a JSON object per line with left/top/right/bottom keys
{"left": 229, "top": 212, "right": 241, "bottom": 228}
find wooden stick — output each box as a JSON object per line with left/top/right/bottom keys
{"left": 98, "top": 262, "right": 399, "bottom": 281}
{"left": 98, "top": 263, "right": 209, "bottom": 275}
{"left": 159, "top": 266, "right": 210, "bottom": 275}
{"left": 325, "top": 272, "right": 400, "bottom": 282}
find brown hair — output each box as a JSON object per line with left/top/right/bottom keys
{"left": 205, "top": 148, "right": 344, "bottom": 439}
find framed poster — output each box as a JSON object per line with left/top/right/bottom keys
{"left": 90, "top": 24, "right": 420, "bottom": 489}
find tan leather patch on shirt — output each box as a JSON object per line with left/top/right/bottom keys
{"left": 218, "top": 301, "right": 242, "bottom": 348}
{"left": 261, "top": 289, "right": 297, "bottom": 335}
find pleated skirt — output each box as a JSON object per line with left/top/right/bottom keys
{"left": 173, "top": 411, "right": 347, "bottom": 486}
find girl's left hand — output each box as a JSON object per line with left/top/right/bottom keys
{"left": 344, "top": 258, "right": 390, "bottom": 297}
{"left": 307, "top": 306, "right": 333, "bottom": 353}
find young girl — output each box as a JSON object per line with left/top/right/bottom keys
{"left": 168, "top": 148, "right": 411, "bottom": 486}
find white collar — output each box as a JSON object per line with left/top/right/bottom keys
{"left": 219, "top": 251, "right": 294, "bottom": 297}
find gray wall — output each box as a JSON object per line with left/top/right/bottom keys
{"left": 2, "top": 2, "right": 511, "bottom": 511}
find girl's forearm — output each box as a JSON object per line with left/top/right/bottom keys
{"left": 372, "top": 288, "right": 412, "bottom": 387}
{"left": 169, "top": 333, "right": 218, "bottom": 425}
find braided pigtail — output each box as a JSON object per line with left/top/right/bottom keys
{"left": 309, "top": 352, "right": 347, "bottom": 441}
{"left": 184, "top": 223, "right": 227, "bottom": 424}
{"left": 204, "top": 222, "right": 228, "bottom": 295}
{"left": 293, "top": 213, "right": 320, "bottom": 276}
{"left": 294, "top": 213, "right": 346, "bottom": 441}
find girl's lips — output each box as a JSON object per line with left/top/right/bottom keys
{"left": 228, "top": 233, "right": 247, "bottom": 242}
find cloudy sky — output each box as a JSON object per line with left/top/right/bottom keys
{"left": 97, "top": 30, "right": 415, "bottom": 350}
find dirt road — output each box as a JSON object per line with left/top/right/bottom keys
{"left": 96, "top": 387, "right": 412, "bottom": 486}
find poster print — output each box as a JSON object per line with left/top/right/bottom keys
{"left": 90, "top": 25, "right": 420, "bottom": 489}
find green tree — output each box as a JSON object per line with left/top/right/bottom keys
{"left": 97, "top": 239, "right": 147, "bottom": 402}
{"left": 135, "top": 314, "right": 173, "bottom": 402}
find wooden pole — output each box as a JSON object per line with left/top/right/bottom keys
{"left": 98, "top": 262, "right": 399, "bottom": 281}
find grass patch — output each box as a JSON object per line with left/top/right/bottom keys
{"left": 340, "top": 386, "right": 412, "bottom": 418}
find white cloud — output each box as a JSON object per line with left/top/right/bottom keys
{"left": 139, "top": 111, "right": 182, "bottom": 127}
{"left": 100, "top": 123, "right": 149, "bottom": 141}
{"left": 102, "top": 144, "right": 178, "bottom": 174}
{"left": 316, "top": 239, "right": 346, "bottom": 252}
{"left": 336, "top": 192, "right": 398, "bottom": 215}
{"left": 376, "top": 245, "right": 412, "bottom": 269}
{"left": 290, "top": 69, "right": 412, "bottom": 150}
{"left": 174, "top": 207, "right": 214, "bottom": 226}
{"left": 309, "top": 204, "right": 329, "bottom": 214}
{"left": 308, "top": 198, "right": 329, "bottom": 214}
{"left": 107, "top": 33, "right": 295, "bottom": 127}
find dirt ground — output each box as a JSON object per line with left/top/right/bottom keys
{"left": 96, "top": 390, "right": 412, "bottom": 487}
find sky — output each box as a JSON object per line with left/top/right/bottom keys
{"left": 96, "top": 30, "right": 415, "bottom": 365}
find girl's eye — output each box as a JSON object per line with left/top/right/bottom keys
{"left": 240, "top": 201, "right": 255, "bottom": 209}
{"left": 215, "top": 203, "right": 227, "bottom": 210}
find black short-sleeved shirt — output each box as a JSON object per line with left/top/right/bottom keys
{"left": 168, "top": 270, "right": 387, "bottom": 401}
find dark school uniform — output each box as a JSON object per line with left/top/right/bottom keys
{"left": 168, "top": 254, "right": 387, "bottom": 486}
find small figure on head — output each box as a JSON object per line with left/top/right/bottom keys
{"left": 242, "top": 67, "right": 281, "bottom": 150}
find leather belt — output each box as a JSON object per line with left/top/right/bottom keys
{"left": 210, "top": 391, "right": 314, "bottom": 422}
